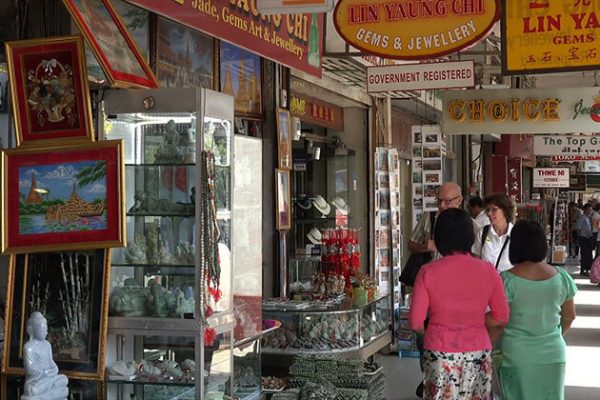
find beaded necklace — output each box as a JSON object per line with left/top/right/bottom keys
{"left": 200, "top": 150, "right": 221, "bottom": 345}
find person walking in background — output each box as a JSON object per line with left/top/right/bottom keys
{"left": 468, "top": 195, "right": 490, "bottom": 229}
{"left": 592, "top": 203, "right": 600, "bottom": 258}
{"left": 406, "top": 182, "right": 463, "bottom": 398}
{"left": 569, "top": 201, "right": 581, "bottom": 258}
{"left": 577, "top": 203, "right": 594, "bottom": 275}
{"left": 473, "top": 193, "right": 514, "bottom": 272}
{"left": 498, "top": 220, "right": 577, "bottom": 400}
{"left": 409, "top": 209, "right": 510, "bottom": 400}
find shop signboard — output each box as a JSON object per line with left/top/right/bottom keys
{"left": 289, "top": 92, "right": 344, "bottom": 131}
{"left": 125, "top": 0, "right": 323, "bottom": 77}
{"left": 502, "top": 1, "right": 600, "bottom": 75}
{"left": 551, "top": 155, "right": 600, "bottom": 162}
{"left": 442, "top": 87, "right": 600, "bottom": 135}
{"left": 367, "top": 60, "right": 475, "bottom": 92}
{"left": 533, "top": 168, "right": 569, "bottom": 188}
{"left": 258, "top": 0, "right": 333, "bottom": 14}
{"left": 333, "top": 0, "right": 500, "bottom": 60}
{"left": 534, "top": 135, "right": 600, "bottom": 156}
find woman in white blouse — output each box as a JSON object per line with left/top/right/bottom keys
{"left": 472, "top": 193, "right": 514, "bottom": 272}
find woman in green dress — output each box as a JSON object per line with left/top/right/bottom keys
{"left": 498, "top": 220, "right": 577, "bottom": 399}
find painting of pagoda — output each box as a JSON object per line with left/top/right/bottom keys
{"left": 18, "top": 160, "right": 107, "bottom": 235}
{"left": 220, "top": 42, "right": 262, "bottom": 115}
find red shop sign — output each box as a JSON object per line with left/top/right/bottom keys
{"left": 127, "top": 0, "right": 323, "bottom": 78}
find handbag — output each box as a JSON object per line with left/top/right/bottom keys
{"left": 399, "top": 212, "right": 436, "bottom": 287}
{"left": 399, "top": 251, "right": 432, "bottom": 286}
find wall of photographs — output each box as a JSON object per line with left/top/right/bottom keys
{"left": 375, "top": 148, "right": 403, "bottom": 323}
{"left": 411, "top": 125, "right": 444, "bottom": 229}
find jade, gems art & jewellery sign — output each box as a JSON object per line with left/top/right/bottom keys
{"left": 333, "top": 0, "right": 500, "bottom": 59}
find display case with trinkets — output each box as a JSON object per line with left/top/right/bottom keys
{"left": 261, "top": 294, "right": 391, "bottom": 360}
{"left": 101, "top": 88, "right": 235, "bottom": 400}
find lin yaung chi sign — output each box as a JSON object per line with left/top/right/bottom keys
{"left": 442, "top": 87, "right": 600, "bottom": 135}
{"left": 502, "top": 0, "right": 600, "bottom": 74}
{"left": 333, "top": 0, "right": 500, "bottom": 59}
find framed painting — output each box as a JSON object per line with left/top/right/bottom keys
{"left": 1, "top": 140, "right": 125, "bottom": 254}
{"left": 276, "top": 168, "right": 291, "bottom": 230}
{"left": 157, "top": 16, "right": 214, "bottom": 89}
{"left": 73, "top": 0, "right": 151, "bottom": 85}
{"left": 5, "top": 36, "right": 94, "bottom": 146}
{"left": 220, "top": 41, "right": 262, "bottom": 118}
{"left": 2, "top": 250, "right": 110, "bottom": 379}
{"left": 277, "top": 108, "right": 292, "bottom": 170}
{"left": 62, "top": 0, "right": 158, "bottom": 88}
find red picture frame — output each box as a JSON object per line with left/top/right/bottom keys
{"left": 1, "top": 140, "right": 125, "bottom": 254}
{"left": 62, "top": 0, "right": 158, "bottom": 88}
{"left": 5, "top": 36, "right": 94, "bottom": 146}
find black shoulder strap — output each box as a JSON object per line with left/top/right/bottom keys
{"left": 481, "top": 224, "right": 491, "bottom": 254}
{"left": 495, "top": 236, "right": 511, "bottom": 270}
{"left": 430, "top": 211, "right": 436, "bottom": 233}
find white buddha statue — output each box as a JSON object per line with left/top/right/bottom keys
{"left": 22, "top": 312, "right": 69, "bottom": 400}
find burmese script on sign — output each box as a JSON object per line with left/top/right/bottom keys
{"left": 367, "top": 60, "right": 474, "bottom": 92}
{"left": 333, "top": 0, "right": 500, "bottom": 59}
{"left": 534, "top": 135, "right": 600, "bottom": 156}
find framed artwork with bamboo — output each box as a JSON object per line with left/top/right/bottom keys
{"left": 2, "top": 249, "right": 111, "bottom": 380}
{"left": 1, "top": 140, "right": 125, "bottom": 254}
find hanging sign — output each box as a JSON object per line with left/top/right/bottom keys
{"left": 534, "top": 135, "right": 600, "bottom": 156}
{"left": 125, "top": 0, "right": 323, "bottom": 77}
{"left": 551, "top": 155, "right": 600, "bottom": 162}
{"left": 289, "top": 92, "right": 344, "bottom": 131}
{"left": 533, "top": 168, "right": 569, "bottom": 188}
{"left": 367, "top": 60, "right": 475, "bottom": 92}
{"left": 442, "top": 87, "right": 600, "bottom": 135}
{"left": 333, "top": 0, "right": 500, "bottom": 60}
{"left": 502, "top": 1, "right": 600, "bottom": 75}
{"left": 258, "top": 0, "right": 333, "bottom": 15}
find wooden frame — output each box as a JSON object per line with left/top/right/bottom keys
{"left": 2, "top": 249, "right": 111, "bottom": 380}
{"left": 275, "top": 168, "right": 291, "bottom": 230}
{"left": 219, "top": 41, "right": 263, "bottom": 118}
{"left": 1, "top": 140, "right": 125, "bottom": 254}
{"left": 62, "top": 0, "right": 158, "bottom": 88}
{"left": 5, "top": 35, "right": 94, "bottom": 146}
{"left": 276, "top": 108, "right": 292, "bottom": 170}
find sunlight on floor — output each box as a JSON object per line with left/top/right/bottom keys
{"left": 571, "top": 315, "right": 600, "bottom": 329}
{"left": 565, "top": 346, "right": 600, "bottom": 388}
{"left": 571, "top": 289, "right": 600, "bottom": 306}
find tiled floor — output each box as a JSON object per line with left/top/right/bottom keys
{"left": 379, "top": 259, "right": 600, "bottom": 399}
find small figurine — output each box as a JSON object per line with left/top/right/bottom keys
{"left": 22, "top": 312, "right": 69, "bottom": 400}
{"left": 154, "top": 119, "right": 184, "bottom": 163}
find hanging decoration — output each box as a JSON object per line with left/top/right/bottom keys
{"left": 199, "top": 150, "right": 221, "bottom": 345}
{"left": 321, "top": 228, "right": 360, "bottom": 289}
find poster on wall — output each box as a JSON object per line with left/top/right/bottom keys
{"left": 221, "top": 42, "right": 263, "bottom": 117}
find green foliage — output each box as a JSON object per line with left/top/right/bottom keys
{"left": 19, "top": 199, "right": 65, "bottom": 215}
{"left": 76, "top": 161, "right": 106, "bottom": 188}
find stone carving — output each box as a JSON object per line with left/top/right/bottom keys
{"left": 22, "top": 312, "right": 69, "bottom": 400}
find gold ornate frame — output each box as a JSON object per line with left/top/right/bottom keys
{"left": 2, "top": 249, "right": 111, "bottom": 380}
{"left": 1, "top": 139, "right": 125, "bottom": 254}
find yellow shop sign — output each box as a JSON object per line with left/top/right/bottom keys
{"left": 502, "top": 1, "right": 600, "bottom": 74}
{"left": 333, "top": 0, "right": 500, "bottom": 59}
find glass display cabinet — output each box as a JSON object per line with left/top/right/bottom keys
{"left": 262, "top": 295, "right": 391, "bottom": 360}
{"left": 101, "top": 88, "right": 235, "bottom": 400}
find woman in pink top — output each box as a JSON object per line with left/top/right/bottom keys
{"left": 409, "top": 208, "right": 510, "bottom": 400}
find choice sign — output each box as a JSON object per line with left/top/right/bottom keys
{"left": 333, "top": 0, "right": 500, "bottom": 59}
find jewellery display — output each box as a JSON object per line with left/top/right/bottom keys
{"left": 312, "top": 195, "right": 331, "bottom": 217}
{"left": 200, "top": 150, "right": 221, "bottom": 344}
{"left": 331, "top": 197, "right": 349, "bottom": 215}
{"left": 306, "top": 227, "right": 322, "bottom": 245}
{"left": 321, "top": 228, "right": 361, "bottom": 288}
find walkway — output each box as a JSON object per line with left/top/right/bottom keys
{"left": 380, "top": 260, "right": 600, "bottom": 399}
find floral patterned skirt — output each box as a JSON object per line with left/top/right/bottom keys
{"left": 423, "top": 349, "right": 492, "bottom": 400}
